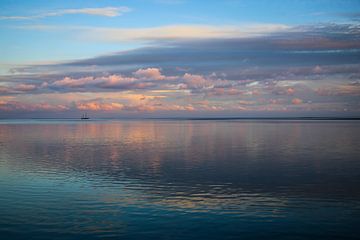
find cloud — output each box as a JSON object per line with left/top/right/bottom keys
{"left": 16, "top": 23, "right": 291, "bottom": 41}
{"left": 42, "top": 24, "right": 357, "bottom": 78}
{"left": 10, "top": 23, "right": 359, "bottom": 85}
{"left": 316, "top": 83, "right": 360, "bottom": 96}
{"left": 14, "top": 84, "right": 37, "bottom": 92}
{"left": 2, "top": 64, "right": 359, "bottom": 114}
{"left": 0, "top": 100, "right": 68, "bottom": 111}
{"left": 207, "top": 87, "right": 242, "bottom": 96}
{"left": 291, "top": 98, "right": 303, "bottom": 105}
{"left": 76, "top": 101, "right": 124, "bottom": 111}
{"left": 80, "top": 24, "right": 291, "bottom": 42}
{"left": 246, "top": 81, "right": 259, "bottom": 87}
{"left": 48, "top": 68, "right": 192, "bottom": 92}
{"left": 2, "top": 22, "right": 360, "bottom": 116}
{"left": 98, "top": 75, "right": 137, "bottom": 88}
{"left": 65, "top": 97, "right": 196, "bottom": 113}
{"left": 273, "top": 86, "right": 298, "bottom": 96}
{"left": 52, "top": 76, "right": 96, "bottom": 88}
{"left": 183, "top": 73, "right": 212, "bottom": 89}
{"left": 16, "top": 22, "right": 360, "bottom": 47}
{"left": 0, "top": 86, "right": 11, "bottom": 94}
{"left": 0, "top": 83, "right": 38, "bottom": 94}
{"left": 51, "top": 75, "right": 137, "bottom": 89}
{"left": 57, "top": 7, "right": 131, "bottom": 17}
{"left": 134, "top": 68, "right": 166, "bottom": 80}
{"left": 123, "top": 103, "right": 195, "bottom": 112}
{"left": 0, "top": 7, "right": 131, "bottom": 20}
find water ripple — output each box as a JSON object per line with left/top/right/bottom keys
{"left": 1, "top": 120, "right": 360, "bottom": 239}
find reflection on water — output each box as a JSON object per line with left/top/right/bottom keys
{"left": 1, "top": 120, "right": 360, "bottom": 239}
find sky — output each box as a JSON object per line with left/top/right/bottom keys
{"left": 0, "top": 0, "right": 360, "bottom": 118}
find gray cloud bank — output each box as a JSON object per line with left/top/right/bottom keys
{"left": 1, "top": 23, "right": 360, "bottom": 117}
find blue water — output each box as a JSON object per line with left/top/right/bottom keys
{"left": 0, "top": 120, "right": 360, "bottom": 239}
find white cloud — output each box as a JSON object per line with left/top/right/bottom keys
{"left": 57, "top": 7, "right": 131, "bottom": 17}
{"left": 16, "top": 23, "right": 291, "bottom": 42}
{"left": 86, "top": 24, "right": 291, "bottom": 42}
{"left": 246, "top": 81, "right": 259, "bottom": 87}
{"left": 0, "top": 7, "right": 131, "bottom": 20}
{"left": 52, "top": 75, "right": 136, "bottom": 88}
{"left": 134, "top": 68, "right": 166, "bottom": 80}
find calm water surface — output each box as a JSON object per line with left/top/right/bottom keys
{"left": 0, "top": 120, "right": 360, "bottom": 239}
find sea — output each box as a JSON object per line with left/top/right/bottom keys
{"left": 0, "top": 119, "right": 360, "bottom": 239}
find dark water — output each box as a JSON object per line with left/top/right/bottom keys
{"left": 1, "top": 120, "right": 360, "bottom": 239}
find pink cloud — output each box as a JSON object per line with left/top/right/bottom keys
{"left": 316, "top": 84, "right": 360, "bottom": 96}
{"left": 52, "top": 75, "right": 137, "bottom": 88}
{"left": 209, "top": 87, "right": 242, "bottom": 96}
{"left": 0, "top": 86, "right": 11, "bottom": 94}
{"left": 0, "top": 100, "right": 68, "bottom": 111}
{"left": 286, "top": 87, "right": 295, "bottom": 95}
{"left": 76, "top": 101, "right": 124, "bottom": 111}
{"left": 133, "top": 68, "right": 166, "bottom": 80}
{"left": 272, "top": 86, "right": 297, "bottom": 96}
{"left": 53, "top": 76, "right": 96, "bottom": 88}
{"left": 47, "top": 69, "right": 229, "bottom": 93}
{"left": 14, "top": 84, "right": 37, "bottom": 92}
{"left": 291, "top": 98, "right": 303, "bottom": 105}
{"left": 78, "top": 102, "right": 191, "bottom": 112}
{"left": 98, "top": 75, "right": 136, "bottom": 87}
{"left": 0, "top": 84, "right": 37, "bottom": 94}
{"left": 183, "top": 73, "right": 211, "bottom": 89}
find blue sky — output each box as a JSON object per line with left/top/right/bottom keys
{"left": 0, "top": 0, "right": 360, "bottom": 117}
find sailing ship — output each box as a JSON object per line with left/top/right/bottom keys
{"left": 81, "top": 112, "right": 90, "bottom": 120}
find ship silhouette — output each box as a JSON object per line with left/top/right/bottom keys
{"left": 81, "top": 113, "right": 89, "bottom": 120}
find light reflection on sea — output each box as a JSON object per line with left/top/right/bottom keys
{"left": 0, "top": 120, "right": 360, "bottom": 239}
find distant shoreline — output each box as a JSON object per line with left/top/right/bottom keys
{"left": 1, "top": 117, "right": 360, "bottom": 121}
{"left": 151, "top": 117, "right": 360, "bottom": 121}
